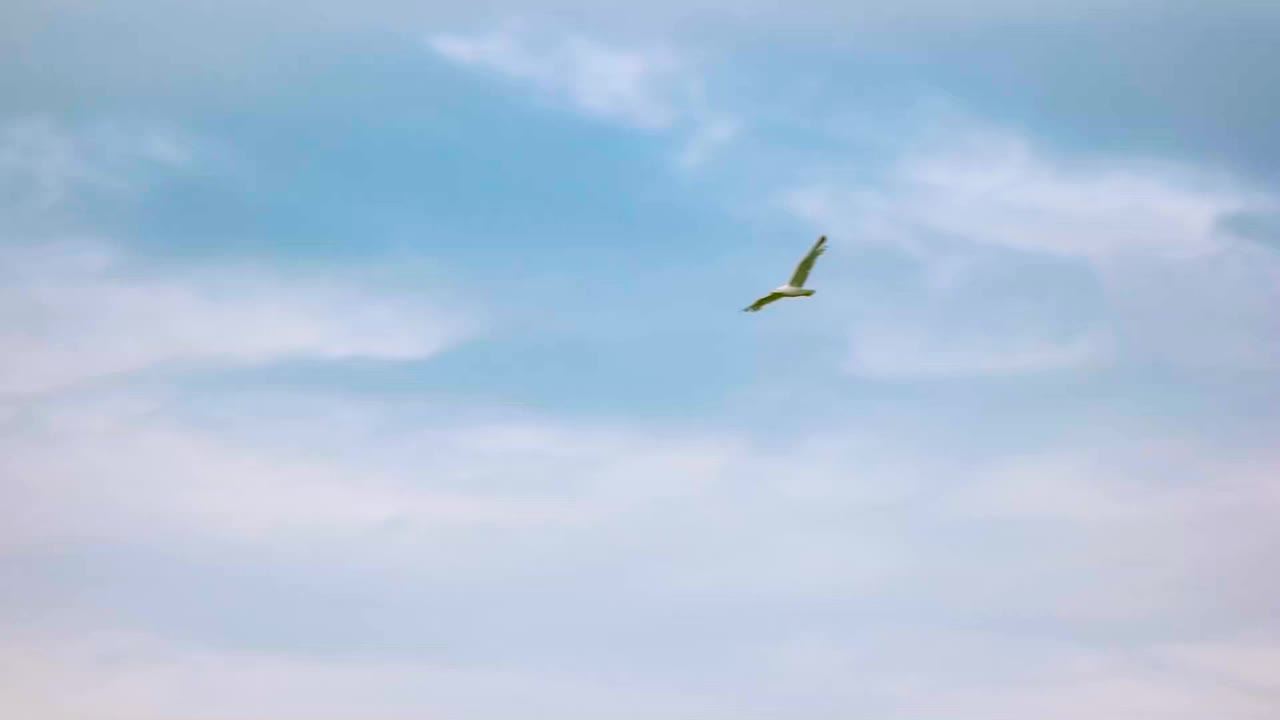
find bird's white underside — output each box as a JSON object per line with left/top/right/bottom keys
{"left": 774, "top": 285, "right": 815, "bottom": 296}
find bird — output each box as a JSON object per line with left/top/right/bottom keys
{"left": 742, "top": 235, "right": 828, "bottom": 312}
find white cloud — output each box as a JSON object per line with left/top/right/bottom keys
{"left": 1098, "top": 244, "right": 1280, "bottom": 369}
{"left": 784, "top": 124, "right": 1271, "bottom": 262}
{"left": 5, "top": 624, "right": 1277, "bottom": 720}
{"left": 0, "top": 241, "right": 470, "bottom": 395}
{"left": 7, "top": 562, "right": 1277, "bottom": 720}
{"left": 946, "top": 434, "right": 1280, "bottom": 626}
{"left": 0, "top": 116, "right": 200, "bottom": 211}
{"left": 846, "top": 327, "right": 1109, "bottom": 378}
{"left": 783, "top": 120, "right": 1280, "bottom": 374}
{"left": 759, "top": 625, "right": 1280, "bottom": 720}
{"left": 429, "top": 25, "right": 684, "bottom": 130}
{"left": 0, "top": 118, "right": 118, "bottom": 210}
{"left": 881, "top": 643, "right": 1280, "bottom": 720}
{"left": 0, "top": 388, "right": 735, "bottom": 548}
{"left": 428, "top": 24, "right": 736, "bottom": 166}
{"left": 1160, "top": 642, "right": 1280, "bottom": 696}
{"left": 957, "top": 440, "right": 1280, "bottom": 524}
{"left": 3, "top": 378, "right": 1279, "bottom": 717}
{"left": 675, "top": 115, "right": 739, "bottom": 170}
{"left": 0, "top": 626, "right": 740, "bottom": 720}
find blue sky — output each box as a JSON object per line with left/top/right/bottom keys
{"left": 3, "top": 2, "right": 1280, "bottom": 718}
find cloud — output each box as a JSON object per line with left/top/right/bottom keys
{"left": 5, "top": 9, "right": 1280, "bottom": 718}
{"left": 0, "top": 241, "right": 470, "bottom": 395}
{"left": 0, "top": 627, "right": 741, "bottom": 720}
{"left": 5, "top": 624, "right": 1277, "bottom": 720}
{"left": 0, "top": 118, "right": 117, "bottom": 210}
{"left": 0, "top": 118, "right": 471, "bottom": 394}
{"left": 429, "top": 25, "right": 685, "bottom": 130}
{"left": 10, "top": 0, "right": 1280, "bottom": 186}
{"left": 846, "top": 328, "right": 1109, "bottom": 378}
{"left": 675, "top": 115, "right": 739, "bottom": 170}
{"left": 0, "top": 386, "right": 737, "bottom": 548}
{"left": 945, "top": 433, "right": 1280, "bottom": 626}
{"left": 783, "top": 122, "right": 1272, "bottom": 262}
{"left": 1098, "top": 244, "right": 1280, "bottom": 369}
{"left": 1221, "top": 210, "right": 1280, "bottom": 251}
{"left": 0, "top": 116, "right": 200, "bottom": 212}
{"left": 4, "top": 391, "right": 1279, "bottom": 716}
{"left": 3, "top": 354, "right": 1279, "bottom": 717}
{"left": 782, "top": 119, "right": 1280, "bottom": 374}
{"left": 1161, "top": 642, "right": 1280, "bottom": 697}
{"left": 428, "top": 23, "right": 736, "bottom": 166}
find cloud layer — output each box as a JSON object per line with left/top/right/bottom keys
{"left": 0, "top": 241, "right": 468, "bottom": 395}
{"left": 783, "top": 120, "right": 1280, "bottom": 376}
{"left": 4, "top": 382, "right": 1279, "bottom": 718}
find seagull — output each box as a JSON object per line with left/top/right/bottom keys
{"left": 743, "top": 235, "right": 828, "bottom": 312}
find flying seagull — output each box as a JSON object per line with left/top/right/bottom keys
{"left": 743, "top": 235, "right": 828, "bottom": 312}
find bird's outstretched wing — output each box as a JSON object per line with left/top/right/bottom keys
{"left": 788, "top": 235, "right": 827, "bottom": 288}
{"left": 743, "top": 292, "right": 785, "bottom": 312}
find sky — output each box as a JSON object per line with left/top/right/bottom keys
{"left": 2, "top": 1, "right": 1279, "bottom": 718}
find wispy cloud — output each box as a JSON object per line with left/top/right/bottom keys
{"left": 428, "top": 23, "right": 737, "bottom": 167}
{"left": 0, "top": 391, "right": 597, "bottom": 549}
{"left": 675, "top": 115, "right": 739, "bottom": 170}
{"left": 0, "top": 116, "right": 199, "bottom": 211}
{"left": 0, "top": 383, "right": 740, "bottom": 548}
{"left": 846, "top": 328, "right": 1109, "bottom": 378}
{"left": 783, "top": 119, "right": 1280, "bottom": 374}
{"left": 1099, "top": 246, "right": 1280, "bottom": 369}
{"left": 784, "top": 122, "right": 1271, "bottom": 261}
{"left": 945, "top": 433, "right": 1280, "bottom": 633}
{"left": 0, "top": 625, "right": 743, "bottom": 720}
{"left": 0, "top": 241, "right": 470, "bottom": 395}
{"left": 429, "top": 25, "right": 685, "bottom": 131}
